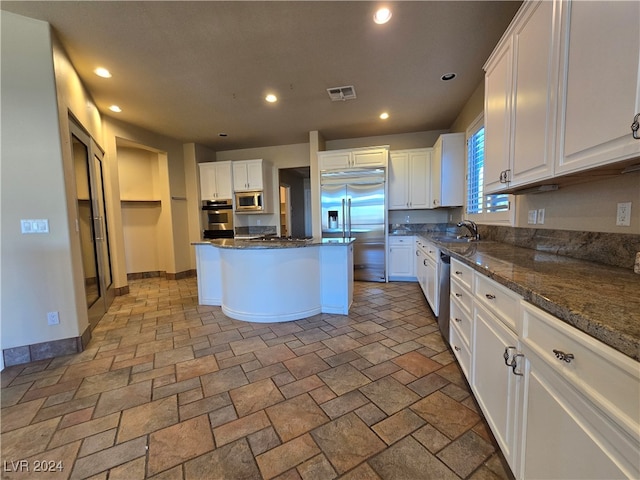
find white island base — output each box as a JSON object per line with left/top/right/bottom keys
{"left": 194, "top": 240, "right": 354, "bottom": 322}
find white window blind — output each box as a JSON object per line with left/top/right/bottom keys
{"left": 466, "top": 124, "right": 509, "bottom": 215}
{"left": 466, "top": 127, "right": 484, "bottom": 214}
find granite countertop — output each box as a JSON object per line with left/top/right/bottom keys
{"left": 416, "top": 234, "right": 640, "bottom": 361}
{"left": 192, "top": 237, "right": 356, "bottom": 249}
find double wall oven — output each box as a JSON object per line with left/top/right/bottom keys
{"left": 202, "top": 199, "right": 234, "bottom": 239}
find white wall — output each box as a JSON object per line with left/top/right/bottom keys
{"left": 1, "top": 12, "right": 94, "bottom": 350}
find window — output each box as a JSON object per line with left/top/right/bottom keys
{"left": 465, "top": 114, "right": 512, "bottom": 223}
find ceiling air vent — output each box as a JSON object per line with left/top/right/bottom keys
{"left": 327, "top": 85, "right": 357, "bottom": 102}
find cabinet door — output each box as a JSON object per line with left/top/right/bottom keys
{"left": 352, "top": 149, "right": 387, "bottom": 167}
{"left": 520, "top": 349, "right": 632, "bottom": 480}
{"left": 510, "top": 0, "right": 557, "bottom": 188}
{"left": 408, "top": 150, "right": 430, "bottom": 209}
{"left": 389, "top": 237, "right": 415, "bottom": 280}
{"left": 199, "top": 163, "right": 217, "bottom": 200}
{"left": 318, "top": 151, "right": 351, "bottom": 171}
{"left": 233, "top": 163, "right": 248, "bottom": 191}
{"left": 424, "top": 255, "right": 439, "bottom": 316}
{"left": 415, "top": 247, "right": 427, "bottom": 295}
{"left": 472, "top": 304, "right": 521, "bottom": 474}
{"left": 556, "top": 1, "right": 640, "bottom": 174}
{"left": 484, "top": 39, "right": 513, "bottom": 194}
{"left": 246, "top": 160, "right": 263, "bottom": 190}
{"left": 388, "top": 152, "right": 410, "bottom": 210}
{"left": 215, "top": 162, "right": 233, "bottom": 199}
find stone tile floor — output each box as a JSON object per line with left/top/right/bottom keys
{"left": 1, "top": 277, "right": 512, "bottom": 479}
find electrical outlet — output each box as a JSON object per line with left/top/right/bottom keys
{"left": 527, "top": 210, "right": 538, "bottom": 225}
{"left": 616, "top": 202, "right": 632, "bottom": 226}
{"left": 537, "top": 208, "right": 545, "bottom": 225}
{"left": 47, "top": 311, "right": 60, "bottom": 325}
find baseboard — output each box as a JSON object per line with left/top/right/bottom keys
{"left": 2, "top": 332, "right": 89, "bottom": 368}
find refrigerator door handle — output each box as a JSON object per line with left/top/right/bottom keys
{"left": 341, "top": 198, "right": 346, "bottom": 239}
{"left": 347, "top": 198, "right": 352, "bottom": 238}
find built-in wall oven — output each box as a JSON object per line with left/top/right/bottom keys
{"left": 202, "top": 199, "right": 234, "bottom": 239}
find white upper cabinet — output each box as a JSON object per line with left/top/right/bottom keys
{"left": 484, "top": 0, "right": 640, "bottom": 193}
{"left": 318, "top": 147, "right": 388, "bottom": 171}
{"left": 389, "top": 149, "right": 431, "bottom": 210}
{"left": 555, "top": 0, "right": 640, "bottom": 175}
{"left": 199, "top": 161, "right": 232, "bottom": 200}
{"left": 233, "top": 159, "right": 265, "bottom": 192}
{"left": 431, "top": 133, "right": 465, "bottom": 207}
{"left": 484, "top": 0, "right": 558, "bottom": 194}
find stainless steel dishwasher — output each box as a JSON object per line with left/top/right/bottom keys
{"left": 437, "top": 252, "right": 451, "bottom": 343}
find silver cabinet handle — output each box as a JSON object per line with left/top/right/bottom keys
{"left": 632, "top": 113, "right": 640, "bottom": 139}
{"left": 511, "top": 353, "right": 524, "bottom": 376}
{"left": 455, "top": 271, "right": 462, "bottom": 275}
{"left": 485, "top": 294, "right": 496, "bottom": 300}
{"left": 454, "top": 318, "right": 462, "bottom": 323}
{"left": 503, "top": 346, "right": 517, "bottom": 367}
{"left": 454, "top": 345, "right": 461, "bottom": 352}
{"left": 553, "top": 349, "right": 575, "bottom": 363}
{"left": 423, "top": 259, "right": 428, "bottom": 266}
{"left": 455, "top": 293, "right": 462, "bottom": 298}
{"left": 416, "top": 251, "right": 420, "bottom": 256}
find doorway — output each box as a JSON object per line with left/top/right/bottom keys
{"left": 278, "top": 167, "right": 311, "bottom": 238}
{"left": 70, "top": 119, "right": 114, "bottom": 330}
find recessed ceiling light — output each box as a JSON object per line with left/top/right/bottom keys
{"left": 374, "top": 7, "right": 392, "bottom": 24}
{"left": 265, "top": 94, "right": 278, "bottom": 103}
{"left": 94, "top": 67, "right": 112, "bottom": 78}
{"left": 380, "top": 112, "right": 389, "bottom": 120}
{"left": 109, "top": 105, "right": 122, "bottom": 113}
{"left": 441, "top": 73, "right": 457, "bottom": 81}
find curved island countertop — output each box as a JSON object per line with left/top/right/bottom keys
{"left": 193, "top": 238, "right": 355, "bottom": 323}
{"left": 418, "top": 234, "right": 640, "bottom": 361}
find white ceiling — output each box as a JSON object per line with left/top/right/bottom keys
{"left": 1, "top": 1, "right": 521, "bottom": 151}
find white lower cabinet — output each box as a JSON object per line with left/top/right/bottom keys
{"left": 388, "top": 236, "right": 416, "bottom": 281}
{"left": 416, "top": 238, "right": 439, "bottom": 315}
{"left": 451, "top": 258, "right": 640, "bottom": 479}
{"left": 472, "top": 303, "right": 522, "bottom": 474}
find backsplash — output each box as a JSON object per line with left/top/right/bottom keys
{"left": 390, "top": 223, "right": 640, "bottom": 271}
{"left": 235, "top": 226, "right": 277, "bottom": 237}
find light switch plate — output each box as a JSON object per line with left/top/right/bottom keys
{"left": 527, "top": 210, "right": 537, "bottom": 225}
{"left": 21, "top": 219, "right": 49, "bottom": 234}
{"left": 537, "top": 208, "right": 545, "bottom": 225}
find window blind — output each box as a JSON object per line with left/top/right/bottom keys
{"left": 466, "top": 127, "right": 484, "bottom": 214}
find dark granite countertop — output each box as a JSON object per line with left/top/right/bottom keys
{"left": 192, "top": 237, "right": 355, "bottom": 249}
{"left": 417, "top": 234, "right": 640, "bottom": 361}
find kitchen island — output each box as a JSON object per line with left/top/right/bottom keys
{"left": 193, "top": 238, "right": 354, "bottom": 322}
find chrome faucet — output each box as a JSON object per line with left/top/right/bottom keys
{"left": 457, "top": 220, "right": 480, "bottom": 240}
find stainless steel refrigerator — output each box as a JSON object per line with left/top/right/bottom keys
{"left": 321, "top": 169, "right": 386, "bottom": 282}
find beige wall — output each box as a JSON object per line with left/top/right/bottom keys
{"left": 1, "top": 12, "right": 95, "bottom": 351}
{"left": 326, "top": 131, "right": 447, "bottom": 151}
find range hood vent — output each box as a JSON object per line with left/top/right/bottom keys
{"left": 327, "top": 85, "right": 357, "bottom": 101}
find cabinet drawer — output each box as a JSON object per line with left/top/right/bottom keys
{"left": 451, "top": 258, "right": 473, "bottom": 290}
{"left": 474, "top": 274, "right": 521, "bottom": 332}
{"left": 450, "top": 296, "right": 472, "bottom": 348}
{"left": 389, "top": 235, "right": 414, "bottom": 246}
{"left": 450, "top": 278, "right": 472, "bottom": 314}
{"left": 522, "top": 302, "right": 640, "bottom": 437}
{"left": 421, "top": 240, "right": 439, "bottom": 262}
{"left": 450, "top": 324, "right": 471, "bottom": 379}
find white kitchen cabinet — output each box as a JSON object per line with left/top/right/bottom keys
{"left": 555, "top": 0, "right": 640, "bottom": 175}
{"left": 318, "top": 147, "right": 388, "bottom": 171}
{"left": 430, "top": 134, "right": 465, "bottom": 207}
{"left": 233, "top": 159, "right": 265, "bottom": 192}
{"left": 199, "top": 161, "right": 232, "bottom": 200}
{"left": 483, "top": 0, "right": 558, "bottom": 194}
{"left": 472, "top": 303, "right": 522, "bottom": 474}
{"left": 389, "top": 149, "right": 431, "bottom": 210}
{"left": 416, "top": 238, "right": 439, "bottom": 315}
{"left": 452, "top": 260, "right": 640, "bottom": 480}
{"left": 388, "top": 236, "right": 416, "bottom": 281}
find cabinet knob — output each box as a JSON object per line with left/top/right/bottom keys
{"left": 485, "top": 294, "right": 496, "bottom": 300}
{"left": 454, "top": 318, "right": 462, "bottom": 323}
{"left": 455, "top": 271, "right": 462, "bottom": 275}
{"left": 632, "top": 113, "right": 640, "bottom": 139}
{"left": 455, "top": 293, "right": 462, "bottom": 298}
{"left": 552, "top": 349, "right": 575, "bottom": 363}
{"left": 454, "top": 345, "right": 461, "bottom": 352}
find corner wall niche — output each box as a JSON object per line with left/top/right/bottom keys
{"left": 117, "top": 145, "right": 164, "bottom": 276}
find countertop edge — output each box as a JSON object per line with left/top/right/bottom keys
{"left": 417, "top": 234, "right": 639, "bottom": 362}
{"left": 192, "top": 238, "right": 356, "bottom": 249}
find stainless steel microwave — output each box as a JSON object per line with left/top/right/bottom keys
{"left": 235, "top": 190, "right": 264, "bottom": 212}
